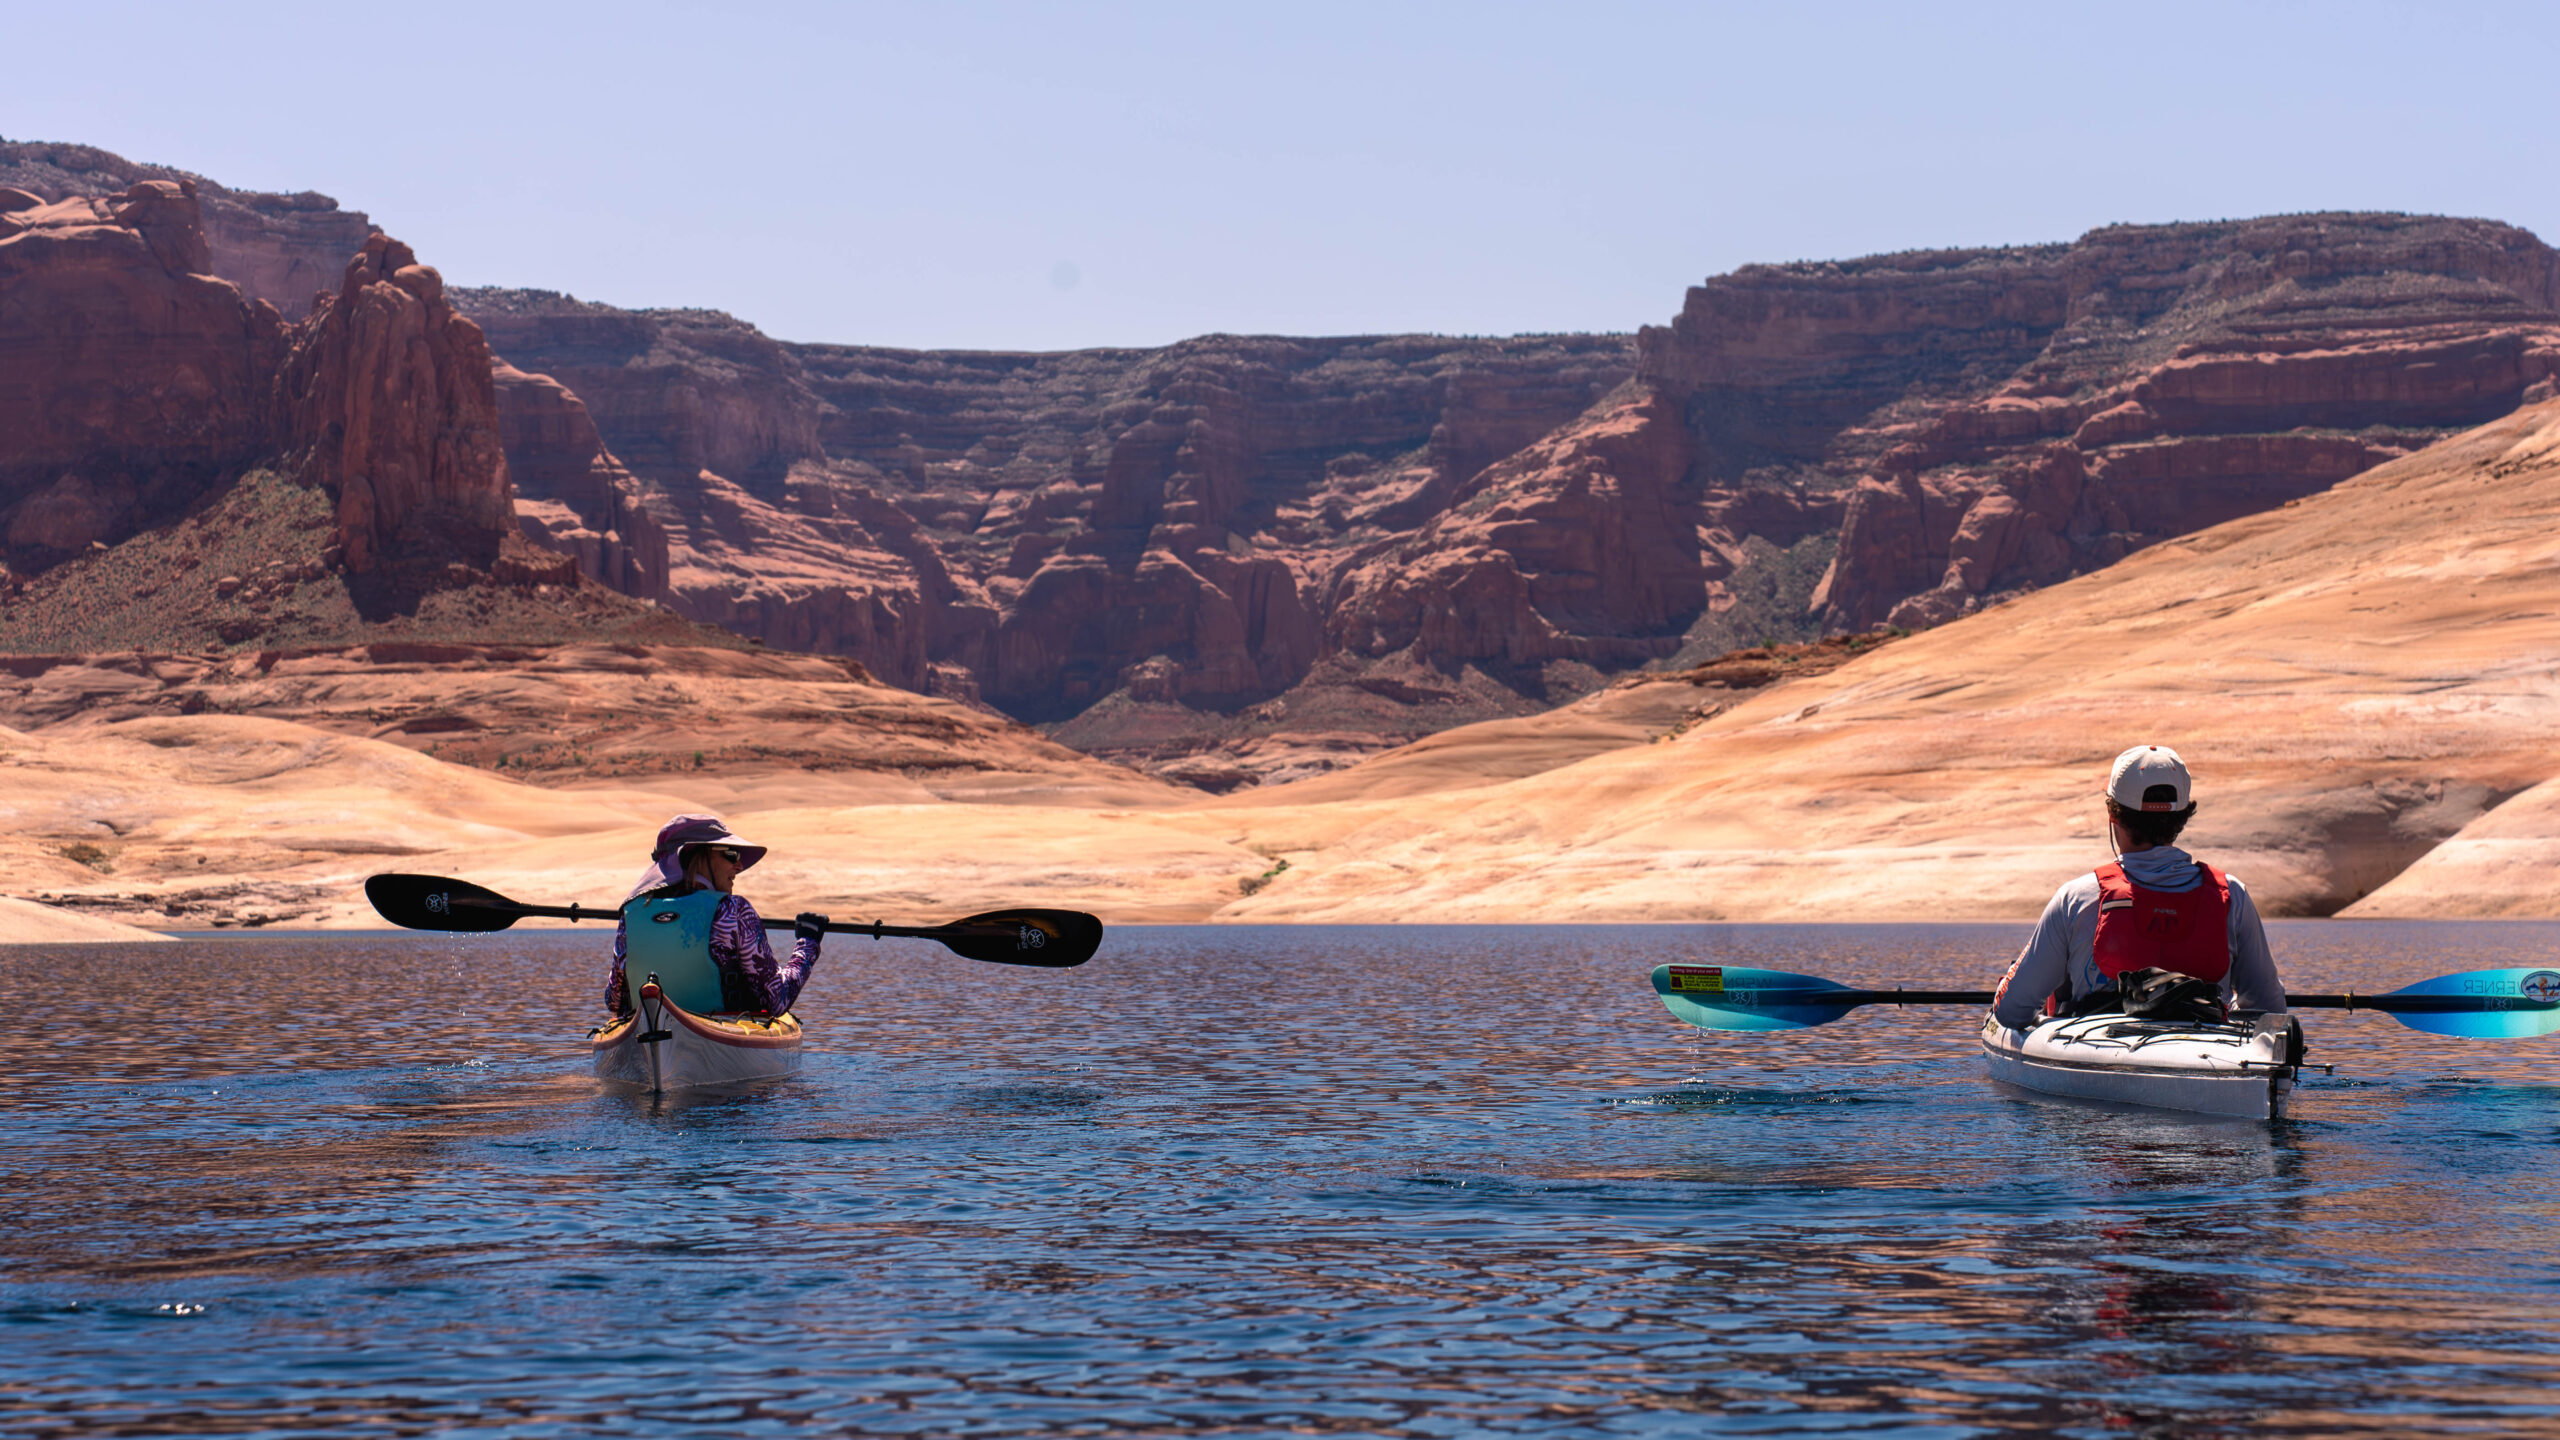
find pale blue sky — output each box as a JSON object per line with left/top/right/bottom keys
{"left": 6, "top": 1, "right": 2547, "bottom": 350}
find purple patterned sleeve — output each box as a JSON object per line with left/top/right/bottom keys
{"left": 607, "top": 918, "right": 631, "bottom": 1015}
{"left": 710, "top": 894, "right": 820, "bottom": 1014}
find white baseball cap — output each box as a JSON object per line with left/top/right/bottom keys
{"left": 2106, "top": 744, "right": 2194, "bottom": 812}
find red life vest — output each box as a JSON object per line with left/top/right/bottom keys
{"left": 2091, "top": 860, "right": 2232, "bottom": 984}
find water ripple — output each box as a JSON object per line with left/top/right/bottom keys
{"left": 0, "top": 921, "right": 2555, "bottom": 1435}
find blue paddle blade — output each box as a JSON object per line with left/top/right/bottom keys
{"left": 2380, "top": 967, "right": 2560, "bottom": 1038}
{"left": 1651, "top": 965, "right": 1861, "bottom": 1031}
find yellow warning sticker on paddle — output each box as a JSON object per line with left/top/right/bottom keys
{"left": 1666, "top": 965, "right": 1725, "bottom": 993}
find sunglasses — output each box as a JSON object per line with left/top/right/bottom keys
{"left": 700, "top": 846, "right": 743, "bottom": 865}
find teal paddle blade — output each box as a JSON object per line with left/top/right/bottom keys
{"left": 2381, "top": 967, "right": 2560, "bottom": 1038}
{"left": 1651, "top": 964, "right": 1861, "bottom": 1031}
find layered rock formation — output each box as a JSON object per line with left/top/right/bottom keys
{"left": 9, "top": 401, "right": 2554, "bottom": 928}
{"left": 1637, "top": 214, "right": 2560, "bottom": 631}
{"left": 1201, "top": 397, "right": 2560, "bottom": 921}
{"left": 0, "top": 469, "right": 692, "bottom": 656}
{"left": 493, "top": 364, "right": 670, "bottom": 598}
{"left": 0, "top": 180, "right": 284, "bottom": 566}
{"left": 1, "top": 171, "right": 594, "bottom": 645}
{"left": 458, "top": 288, "right": 1637, "bottom": 730}
{"left": 274, "top": 233, "right": 520, "bottom": 572}
{"left": 0, "top": 649, "right": 1208, "bottom": 930}
{"left": 0, "top": 140, "right": 374, "bottom": 319}
{"left": 19, "top": 140, "right": 2556, "bottom": 807}
{"left": 452, "top": 214, "right": 2560, "bottom": 791}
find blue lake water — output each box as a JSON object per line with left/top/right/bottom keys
{"left": 2, "top": 921, "right": 2557, "bottom": 1437}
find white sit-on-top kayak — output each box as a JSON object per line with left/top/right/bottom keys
{"left": 1979, "top": 1010, "right": 2298, "bottom": 1120}
{"left": 1653, "top": 961, "right": 2558, "bottom": 1125}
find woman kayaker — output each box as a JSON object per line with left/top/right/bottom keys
{"left": 1991, "top": 745, "right": 2288, "bottom": 1028}
{"left": 607, "top": 813, "right": 828, "bottom": 1017}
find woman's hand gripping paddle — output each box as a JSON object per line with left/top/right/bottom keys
{"left": 364, "top": 874, "right": 1103, "bottom": 969}
{"left": 1650, "top": 962, "right": 2560, "bottom": 1038}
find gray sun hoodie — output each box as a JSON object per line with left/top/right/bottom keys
{"left": 1990, "top": 845, "right": 2288, "bottom": 1030}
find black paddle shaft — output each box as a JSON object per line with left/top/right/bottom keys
{"left": 362, "top": 874, "right": 1101, "bottom": 968}
{"left": 2286, "top": 992, "right": 2559, "bottom": 1015}
{"left": 1819, "top": 990, "right": 2544, "bottom": 1016}
{"left": 474, "top": 897, "right": 1094, "bottom": 967}
{"left": 1829, "top": 988, "right": 1998, "bottom": 1007}
{"left": 489, "top": 896, "right": 982, "bottom": 943}
{"left": 1823, "top": 990, "right": 2548, "bottom": 1017}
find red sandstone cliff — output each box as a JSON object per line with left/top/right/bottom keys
{"left": 1636, "top": 214, "right": 2560, "bottom": 630}
{"left": 457, "top": 291, "right": 1636, "bottom": 723}
{"left": 22, "top": 138, "right": 2557, "bottom": 795}
{"left": 1, "top": 166, "right": 562, "bottom": 631}
{"left": 453, "top": 214, "right": 2560, "bottom": 786}
{"left": 0, "top": 180, "right": 285, "bottom": 566}
{"left": 1, "top": 140, "right": 374, "bottom": 319}
{"left": 494, "top": 363, "right": 671, "bottom": 599}
{"left": 272, "top": 234, "right": 519, "bottom": 572}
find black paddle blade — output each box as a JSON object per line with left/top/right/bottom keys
{"left": 935, "top": 909, "right": 1103, "bottom": 968}
{"left": 364, "top": 874, "right": 523, "bottom": 933}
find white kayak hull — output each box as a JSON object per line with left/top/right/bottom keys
{"left": 1980, "top": 1011, "right": 2295, "bottom": 1121}
{"left": 591, "top": 987, "right": 802, "bottom": 1092}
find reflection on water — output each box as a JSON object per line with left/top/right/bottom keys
{"left": 1, "top": 922, "right": 2556, "bottom": 1436}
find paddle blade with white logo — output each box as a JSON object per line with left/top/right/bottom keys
{"left": 1651, "top": 964, "right": 1865, "bottom": 1031}
{"left": 365, "top": 873, "right": 522, "bottom": 932}
{"left": 2374, "top": 967, "right": 2560, "bottom": 1038}
{"left": 931, "top": 909, "right": 1103, "bottom": 969}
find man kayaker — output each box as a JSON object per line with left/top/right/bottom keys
{"left": 607, "top": 814, "right": 828, "bottom": 1017}
{"left": 1991, "top": 745, "right": 2287, "bottom": 1029}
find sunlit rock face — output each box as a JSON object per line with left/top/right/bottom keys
{"left": 0, "top": 179, "right": 286, "bottom": 567}
{"left": 272, "top": 234, "right": 518, "bottom": 573}
{"left": 16, "top": 136, "right": 2560, "bottom": 801}
{"left": 1204, "top": 399, "right": 2560, "bottom": 923}
{"left": 0, "top": 140, "right": 373, "bottom": 320}
{"left": 493, "top": 363, "right": 671, "bottom": 601}
{"left": 1637, "top": 213, "right": 2560, "bottom": 631}
{"left": 457, "top": 214, "right": 2560, "bottom": 790}
{"left": 455, "top": 289, "right": 1639, "bottom": 726}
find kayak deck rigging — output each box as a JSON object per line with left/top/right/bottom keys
{"left": 1979, "top": 1010, "right": 2300, "bottom": 1120}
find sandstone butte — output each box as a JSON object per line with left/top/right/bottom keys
{"left": 4, "top": 398, "right": 2552, "bottom": 932}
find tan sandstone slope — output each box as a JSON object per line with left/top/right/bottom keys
{"left": 2346, "top": 775, "right": 2560, "bottom": 918}
{"left": 0, "top": 710, "right": 1253, "bottom": 931}
{"left": 1185, "top": 398, "right": 2560, "bottom": 921}
{"left": 8, "top": 403, "right": 2550, "bottom": 933}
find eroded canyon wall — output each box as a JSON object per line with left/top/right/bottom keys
{"left": 0, "top": 169, "right": 558, "bottom": 645}
{"left": 1, "top": 140, "right": 375, "bottom": 320}
{"left": 18, "top": 137, "right": 2559, "bottom": 793}
{"left": 1639, "top": 215, "right": 2560, "bottom": 630}
{"left": 455, "top": 288, "right": 1639, "bottom": 719}
{"left": 452, "top": 213, "right": 2560, "bottom": 787}
{"left": 0, "top": 180, "right": 285, "bottom": 565}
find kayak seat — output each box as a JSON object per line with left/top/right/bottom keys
{"left": 2064, "top": 968, "right": 2228, "bottom": 1025}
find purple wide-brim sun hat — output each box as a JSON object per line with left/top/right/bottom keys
{"left": 625, "top": 813, "right": 768, "bottom": 901}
